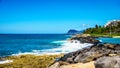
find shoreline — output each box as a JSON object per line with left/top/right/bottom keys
{"left": 0, "top": 34, "right": 120, "bottom": 68}
{"left": 112, "top": 36, "right": 120, "bottom": 38}
{"left": 49, "top": 34, "right": 120, "bottom": 68}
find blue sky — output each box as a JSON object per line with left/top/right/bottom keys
{"left": 0, "top": 0, "right": 120, "bottom": 33}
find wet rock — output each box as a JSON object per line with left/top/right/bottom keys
{"left": 70, "top": 36, "right": 100, "bottom": 44}
{"left": 104, "top": 43, "right": 115, "bottom": 49}
{"left": 0, "top": 57, "right": 6, "bottom": 61}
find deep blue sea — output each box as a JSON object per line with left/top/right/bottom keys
{"left": 0, "top": 34, "right": 120, "bottom": 57}
{"left": 0, "top": 34, "right": 70, "bottom": 57}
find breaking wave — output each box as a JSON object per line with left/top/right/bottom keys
{"left": 12, "top": 40, "right": 93, "bottom": 56}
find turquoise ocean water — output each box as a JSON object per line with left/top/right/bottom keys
{"left": 0, "top": 34, "right": 120, "bottom": 57}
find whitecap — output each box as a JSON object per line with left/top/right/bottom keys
{"left": 46, "top": 40, "right": 93, "bottom": 53}
{"left": 12, "top": 40, "right": 93, "bottom": 56}
{"left": 99, "top": 40, "right": 102, "bottom": 42}
{"left": 0, "top": 60, "right": 13, "bottom": 64}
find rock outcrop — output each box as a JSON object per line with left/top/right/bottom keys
{"left": 105, "top": 20, "right": 120, "bottom": 27}
{"left": 69, "top": 34, "right": 100, "bottom": 44}
{"left": 59, "top": 43, "right": 120, "bottom": 63}
{"left": 49, "top": 35, "right": 120, "bottom": 68}
{"left": 49, "top": 43, "right": 120, "bottom": 68}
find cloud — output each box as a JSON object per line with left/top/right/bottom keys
{"left": 82, "top": 24, "right": 89, "bottom": 27}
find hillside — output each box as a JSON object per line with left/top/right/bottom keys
{"left": 83, "top": 20, "right": 120, "bottom": 36}
{"left": 67, "top": 29, "right": 83, "bottom": 35}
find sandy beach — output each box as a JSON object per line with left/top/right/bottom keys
{"left": 60, "top": 61, "right": 95, "bottom": 68}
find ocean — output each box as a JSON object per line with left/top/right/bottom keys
{"left": 0, "top": 34, "right": 69, "bottom": 57}
{"left": 0, "top": 34, "right": 120, "bottom": 57}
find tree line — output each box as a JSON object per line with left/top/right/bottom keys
{"left": 83, "top": 23, "right": 120, "bottom": 35}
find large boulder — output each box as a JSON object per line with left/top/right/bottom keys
{"left": 95, "top": 56, "right": 120, "bottom": 68}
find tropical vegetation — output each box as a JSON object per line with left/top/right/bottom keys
{"left": 83, "top": 20, "right": 120, "bottom": 36}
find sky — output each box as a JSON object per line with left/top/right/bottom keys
{"left": 0, "top": 0, "right": 120, "bottom": 34}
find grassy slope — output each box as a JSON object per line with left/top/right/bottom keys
{"left": 89, "top": 33, "right": 120, "bottom": 37}
{"left": 0, "top": 54, "right": 63, "bottom": 68}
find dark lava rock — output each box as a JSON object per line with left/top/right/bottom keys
{"left": 58, "top": 43, "right": 120, "bottom": 63}
{"left": 70, "top": 36, "right": 100, "bottom": 44}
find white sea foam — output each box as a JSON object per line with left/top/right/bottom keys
{"left": 12, "top": 51, "right": 62, "bottom": 56}
{"left": 0, "top": 60, "right": 13, "bottom": 64}
{"left": 46, "top": 40, "right": 93, "bottom": 53}
{"left": 12, "top": 40, "right": 93, "bottom": 56}
{"left": 99, "top": 40, "right": 102, "bottom": 42}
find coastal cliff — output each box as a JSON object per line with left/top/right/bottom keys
{"left": 49, "top": 34, "right": 120, "bottom": 68}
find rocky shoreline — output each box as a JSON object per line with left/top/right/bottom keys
{"left": 68, "top": 34, "right": 100, "bottom": 44}
{"left": 49, "top": 34, "right": 120, "bottom": 68}
{"left": 0, "top": 34, "right": 119, "bottom": 68}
